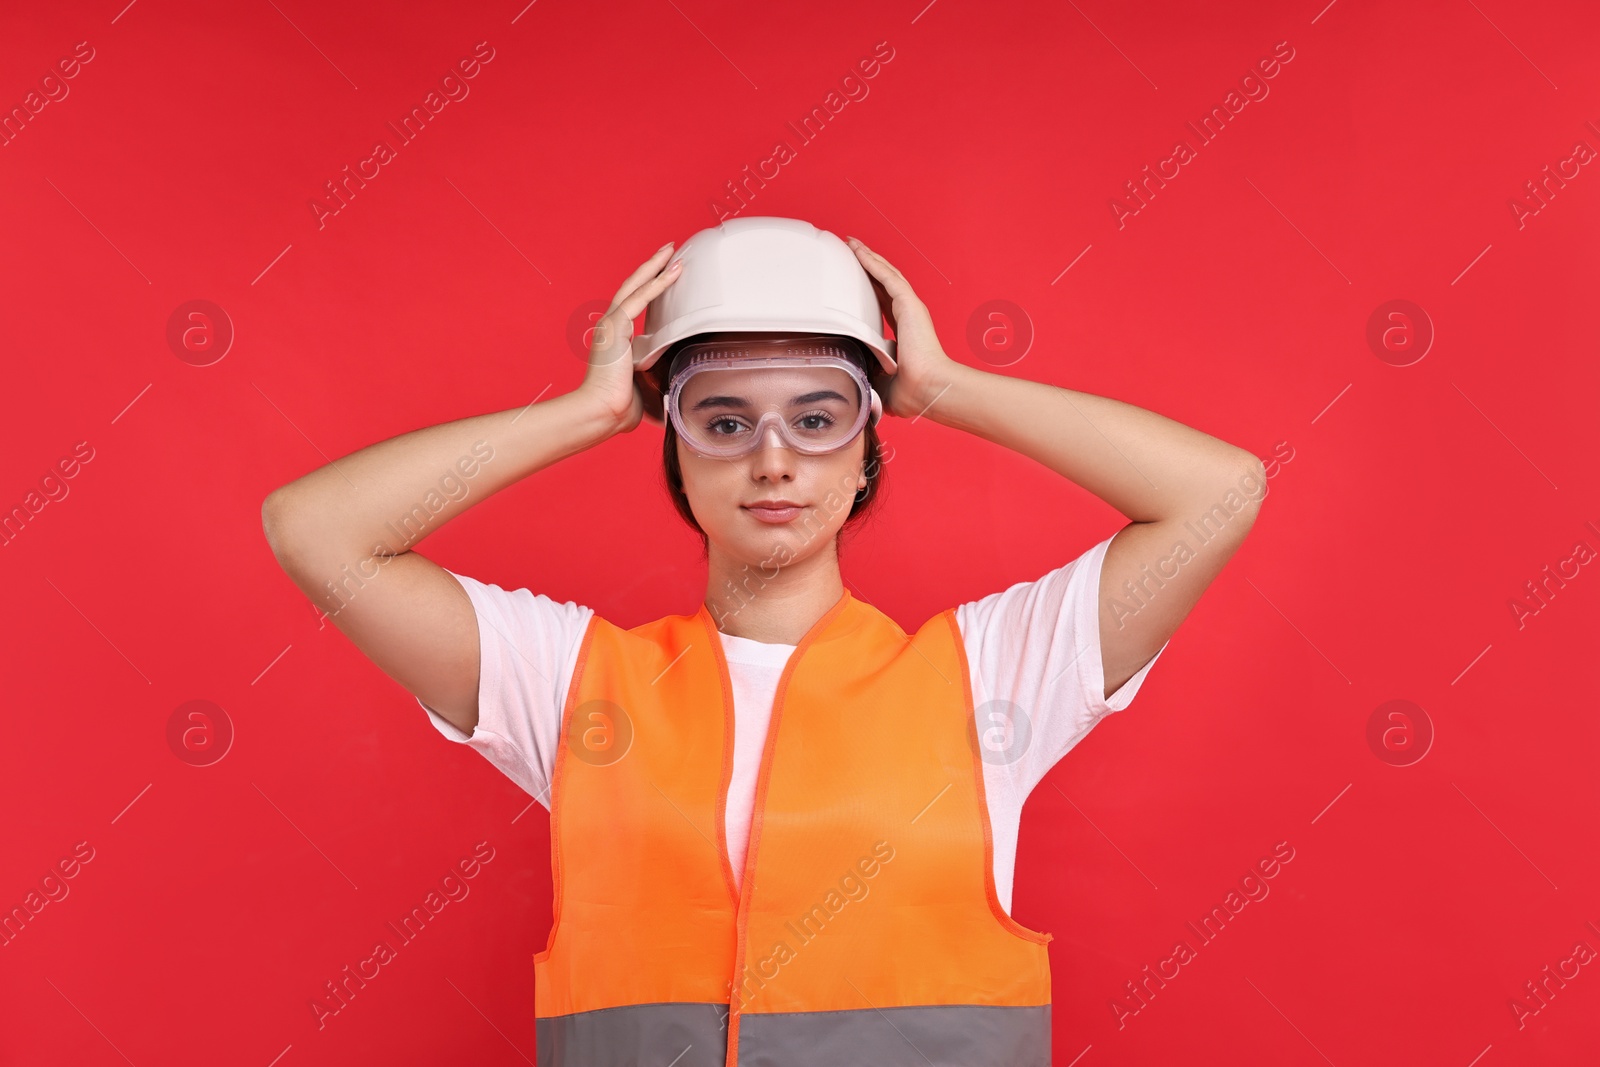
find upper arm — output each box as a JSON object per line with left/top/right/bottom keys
{"left": 262, "top": 492, "right": 481, "bottom": 733}
{"left": 1098, "top": 459, "right": 1265, "bottom": 696}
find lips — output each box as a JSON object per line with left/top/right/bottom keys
{"left": 743, "top": 501, "right": 805, "bottom": 524}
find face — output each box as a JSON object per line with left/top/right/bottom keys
{"left": 674, "top": 362, "right": 871, "bottom": 571}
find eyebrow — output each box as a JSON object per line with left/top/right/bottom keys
{"left": 689, "top": 389, "right": 850, "bottom": 412}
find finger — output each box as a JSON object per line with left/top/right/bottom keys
{"left": 613, "top": 255, "right": 683, "bottom": 328}
{"left": 847, "top": 239, "right": 916, "bottom": 303}
{"left": 863, "top": 250, "right": 910, "bottom": 292}
{"left": 847, "top": 239, "right": 909, "bottom": 350}
{"left": 602, "top": 254, "right": 679, "bottom": 348}
{"left": 609, "top": 243, "right": 677, "bottom": 310}
{"left": 864, "top": 271, "right": 897, "bottom": 337}
{"left": 846, "top": 236, "right": 902, "bottom": 275}
{"left": 594, "top": 256, "right": 685, "bottom": 366}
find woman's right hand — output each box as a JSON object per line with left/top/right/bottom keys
{"left": 578, "top": 242, "right": 684, "bottom": 435}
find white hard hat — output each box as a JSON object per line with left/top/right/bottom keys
{"left": 631, "top": 216, "right": 898, "bottom": 376}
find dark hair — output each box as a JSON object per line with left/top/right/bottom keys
{"left": 650, "top": 336, "right": 888, "bottom": 554}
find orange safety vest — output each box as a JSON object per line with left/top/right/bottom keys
{"left": 534, "top": 587, "right": 1054, "bottom": 1066}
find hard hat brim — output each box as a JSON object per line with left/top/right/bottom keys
{"left": 630, "top": 217, "right": 898, "bottom": 379}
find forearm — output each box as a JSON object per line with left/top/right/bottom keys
{"left": 925, "top": 363, "right": 1259, "bottom": 521}
{"left": 263, "top": 389, "right": 617, "bottom": 569}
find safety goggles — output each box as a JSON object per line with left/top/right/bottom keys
{"left": 665, "top": 337, "right": 883, "bottom": 459}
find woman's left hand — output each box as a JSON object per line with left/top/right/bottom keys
{"left": 845, "top": 236, "right": 964, "bottom": 419}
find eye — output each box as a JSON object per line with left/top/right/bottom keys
{"left": 795, "top": 410, "right": 836, "bottom": 434}
{"left": 706, "top": 416, "right": 750, "bottom": 437}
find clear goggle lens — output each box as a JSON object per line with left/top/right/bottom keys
{"left": 666, "top": 340, "right": 880, "bottom": 458}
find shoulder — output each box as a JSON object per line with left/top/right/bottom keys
{"left": 952, "top": 535, "right": 1109, "bottom": 644}
{"left": 442, "top": 569, "right": 596, "bottom": 635}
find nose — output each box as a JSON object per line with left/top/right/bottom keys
{"left": 758, "top": 421, "right": 786, "bottom": 452}
{"left": 748, "top": 423, "right": 798, "bottom": 478}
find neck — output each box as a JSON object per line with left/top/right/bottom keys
{"left": 704, "top": 538, "right": 844, "bottom": 644}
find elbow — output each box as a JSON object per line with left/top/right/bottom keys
{"left": 261, "top": 487, "right": 303, "bottom": 566}
{"left": 1235, "top": 455, "right": 1269, "bottom": 527}
{"left": 1240, "top": 454, "right": 1268, "bottom": 497}
{"left": 1192, "top": 453, "right": 1267, "bottom": 531}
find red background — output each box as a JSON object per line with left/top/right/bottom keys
{"left": 3, "top": 1, "right": 1598, "bottom": 1064}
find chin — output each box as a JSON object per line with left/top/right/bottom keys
{"left": 720, "top": 516, "right": 807, "bottom": 559}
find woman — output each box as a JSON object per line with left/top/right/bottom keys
{"left": 262, "top": 217, "right": 1265, "bottom": 1066}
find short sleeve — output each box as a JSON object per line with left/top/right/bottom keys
{"left": 415, "top": 570, "right": 594, "bottom": 809}
{"left": 954, "top": 533, "right": 1168, "bottom": 798}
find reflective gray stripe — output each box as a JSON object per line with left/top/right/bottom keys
{"left": 738, "top": 1004, "right": 1052, "bottom": 1067}
{"left": 537, "top": 1002, "right": 728, "bottom": 1066}
{"left": 536, "top": 1002, "right": 1050, "bottom": 1066}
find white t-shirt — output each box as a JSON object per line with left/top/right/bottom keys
{"left": 417, "top": 533, "right": 1166, "bottom": 916}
